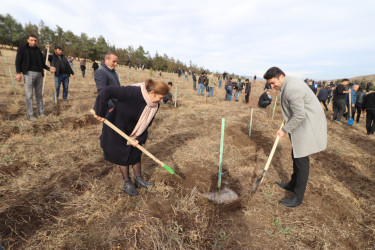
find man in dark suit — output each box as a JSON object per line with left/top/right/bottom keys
{"left": 94, "top": 52, "right": 120, "bottom": 113}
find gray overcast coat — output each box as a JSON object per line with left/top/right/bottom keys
{"left": 280, "top": 76, "right": 327, "bottom": 158}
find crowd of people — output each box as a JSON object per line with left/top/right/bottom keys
{"left": 14, "top": 34, "right": 375, "bottom": 203}
{"left": 309, "top": 79, "right": 375, "bottom": 135}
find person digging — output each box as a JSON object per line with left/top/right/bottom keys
{"left": 93, "top": 79, "right": 169, "bottom": 196}
{"left": 264, "top": 67, "right": 327, "bottom": 208}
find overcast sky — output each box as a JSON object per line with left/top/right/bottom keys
{"left": 3, "top": 0, "right": 375, "bottom": 80}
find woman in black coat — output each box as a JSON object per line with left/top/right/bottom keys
{"left": 93, "top": 79, "right": 169, "bottom": 196}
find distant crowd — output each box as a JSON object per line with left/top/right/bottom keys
{"left": 14, "top": 33, "right": 375, "bottom": 138}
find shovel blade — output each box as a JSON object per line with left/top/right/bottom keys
{"left": 163, "top": 164, "right": 181, "bottom": 179}
{"left": 348, "top": 118, "right": 354, "bottom": 126}
{"left": 252, "top": 170, "right": 267, "bottom": 193}
{"left": 252, "top": 176, "right": 263, "bottom": 193}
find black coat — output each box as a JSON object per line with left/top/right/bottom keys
{"left": 356, "top": 90, "right": 366, "bottom": 104}
{"left": 93, "top": 86, "right": 158, "bottom": 165}
{"left": 364, "top": 92, "right": 375, "bottom": 111}
{"left": 47, "top": 53, "right": 74, "bottom": 76}
{"left": 92, "top": 62, "right": 99, "bottom": 70}
{"left": 15, "top": 43, "right": 50, "bottom": 75}
{"left": 258, "top": 92, "right": 272, "bottom": 108}
{"left": 245, "top": 82, "right": 251, "bottom": 93}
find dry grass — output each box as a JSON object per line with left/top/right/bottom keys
{"left": 0, "top": 49, "right": 374, "bottom": 249}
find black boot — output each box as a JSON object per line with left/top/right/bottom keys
{"left": 134, "top": 175, "right": 154, "bottom": 189}
{"left": 123, "top": 181, "right": 139, "bottom": 196}
{"left": 280, "top": 195, "right": 302, "bottom": 208}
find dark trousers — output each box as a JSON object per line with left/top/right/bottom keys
{"left": 320, "top": 100, "right": 328, "bottom": 111}
{"left": 288, "top": 151, "right": 310, "bottom": 202}
{"left": 366, "top": 110, "right": 375, "bottom": 134}
{"left": 355, "top": 103, "right": 363, "bottom": 122}
{"left": 333, "top": 99, "right": 345, "bottom": 121}
{"left": 259, "top": 100, "right": 271, "bottom": 108}
{"left": 245, "top": 93, "right": 250, "bottom": 103}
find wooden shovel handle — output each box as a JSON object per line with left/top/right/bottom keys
{"left": 90, "top": 109, "right": 165, "bottom": 167}
{"left": 263, "top": 122, "right": 284, "bottom": 173}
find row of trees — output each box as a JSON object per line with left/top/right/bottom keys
{"left": 0, "top": 13, "right": 210, "bottom": 73}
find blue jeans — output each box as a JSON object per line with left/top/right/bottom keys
{"left": 55, "top": 74, "right": 70, "bottom": 100}
{"left": 185, "top": 75, "right": 188, "bottom": 80}
{"left": 226, "top": 87, "right": 232, "bottom": 101}
{"left": 234, "top": 91, "right": 239, "bottom": 101}
{"left": 207, "top": 87, "right": 214, "bottom": 96}
{"left": 218, "top": 80, "right": 222, "bottom": 88}
{"left": 198, "top": 83, "right": 204, "bottom": 95}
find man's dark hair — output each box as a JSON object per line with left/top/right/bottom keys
{"left": 168, "top": 82, "right": 173, "bottom": 86}
{"left": 27, "top": 34, "right": 37, "bottom": 39}
{"left": 342, "top": 78, "right": 349, "bottom": 82}
{"left": 263, "top": 67, "right": 285, "bottom": 80}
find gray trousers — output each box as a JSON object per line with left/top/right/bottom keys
{"left": 24, "top": 71, "right": 45, "bottom": 116}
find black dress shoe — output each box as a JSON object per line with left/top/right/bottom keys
{"left": 134, "top": 175, "right": 154, "bottom": 189}
{"left": 275, "top": 182, "right": 293, "bottom": 192}
{"left": 123, "top": 181, "right": 139, "bottom": 196}
{"left": 281, "top": 196, "right": 302, "bottom": 208}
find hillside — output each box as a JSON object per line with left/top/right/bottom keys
{"left": 0, "top": 49, "right": 374, "bottom": 249}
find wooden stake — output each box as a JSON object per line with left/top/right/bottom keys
{"left": 42, "top": 47, "right": 49, "bottom": 95}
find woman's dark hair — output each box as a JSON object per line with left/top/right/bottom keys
{"left": 263, "top": 67, "right": 285, "bottom": 80}
{"left": 145, "top": 79, "right": 169, "bottom": 95}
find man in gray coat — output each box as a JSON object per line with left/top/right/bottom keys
{"left": 94, "top": 52, "right": 120, "bottom": 113}
{"left": 263, "top": 67, "right": 327, "bottom": 208}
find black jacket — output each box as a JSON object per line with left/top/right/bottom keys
{"left": 245, "top": 82, "right": 251, "bottom": 93}
{"left": 258, "top": 92, "right": 272, "bottom": 108}
{"left": 47, "top": 53, "right": 74, "bottom": 76}
{"left": 198, "top": 75, "right": 203, "bottom": 84}
{"left": 356, "top": 90, "right": 366, "bottom": 104}
{"left": 363, "top": 92, "right": 375, "bottom": 111}
{"left": 333, "top": 84, "right": 346, "bottom": 101}
{"left": 15, "top": 43, "right": 50, "bottom": 76}
{"left": 92, "top": 62, "right": 99, "bottom": 70}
